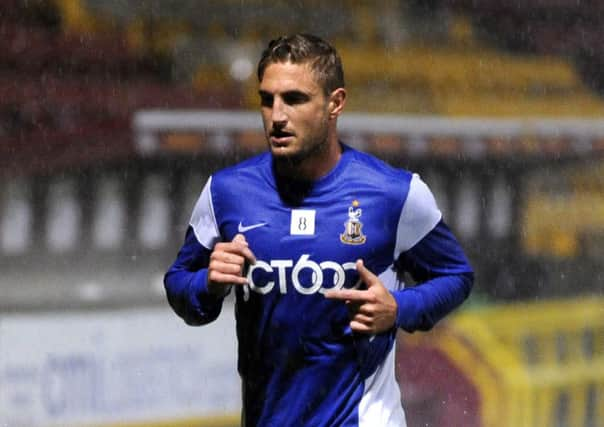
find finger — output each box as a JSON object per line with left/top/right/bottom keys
{"left": 233, "top": 233, "right": 247, "bottom": 244}
{"left": 351, "top": 313, "right": 373, "bottom": 324}
{"left": 208, "top": 270, "right": 249, "bottom": 285}
{"left": 356, "top": 259, "right": 379, "bottom": 287}
{"left": 211, "top": 251, "right": 246, "bottom": 265}
{"left": 355, "top": 303, "right": 376, "bottom": 316}
{"left": 233, "top": 234, "right": 257, "bottom": 264}
{"left": 349, "top": 320, "right": 372, "bottom": 333}
{"left": 324, "top": 289, "right": 370, "bottom": 302}
{"left": 346, "top": 301, "right": 375, "bottom": 318}
{"left": 241, "top": 245, "right": 257, "bottom": 265}
{"left": 210, "top": 260, "right": 245, "bottom": 275}
{"left": 215, "top": 239, "right": 257, "bottom": 264}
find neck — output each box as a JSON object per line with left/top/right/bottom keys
{"left": 274, "top": 136, "right": 342, "bottom": 182}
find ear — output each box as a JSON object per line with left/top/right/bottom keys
{"left": 328, "top": 88, "right": 346, "bottom": 119}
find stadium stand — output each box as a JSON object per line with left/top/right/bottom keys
{"left": 0, "top": 0, "right": 242, "bottom": 177}
{"left": 447, "top": 0, "right": 604, "bottom": 93}
{"left": 1, "top": 0, "right": 603, "bottom": 307}
{"left": 337, "top": 44, "right": 604, "bottom": 116}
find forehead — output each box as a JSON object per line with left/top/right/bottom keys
{"left": 259, "top": 61, "right": 322, "bottom": 94}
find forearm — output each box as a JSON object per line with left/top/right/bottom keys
{"left": 164, "top": 267, "right": 224, "bottom": 326}
{"left": 393, "top": 218, "right": 474, "bottom": 332}
{"left": 164, "top": 227, "right": 225, "bottom": 326}
{"left": 391, "top": 272, "right": 473, "bottom": 332}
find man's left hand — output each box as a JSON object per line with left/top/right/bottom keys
{"left": 324, "top": 259, "right": 398, "bottom": 334}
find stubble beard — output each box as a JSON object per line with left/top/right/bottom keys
{"left": 271, "top": 126, "right": 330, "bottom": 179}
{"left": 269, "top": 117, "right": 329, "bottom": 178}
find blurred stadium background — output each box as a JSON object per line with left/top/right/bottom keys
{"left": 1, "top": 1, "right": 603, "bottom": 426}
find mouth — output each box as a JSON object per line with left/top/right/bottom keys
{"left": 269, "top": 129, "right": 295, "bottom": 146}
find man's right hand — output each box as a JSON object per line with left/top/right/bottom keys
{"left": 207, "top": 233, "right": 256, "bottom": 295}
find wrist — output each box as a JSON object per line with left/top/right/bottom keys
{"left": 206, "top": 280, "right": 232, "bottom": 297}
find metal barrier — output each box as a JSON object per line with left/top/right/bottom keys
{"left": 401, "top": 297, "right": 604, "bottom": 427}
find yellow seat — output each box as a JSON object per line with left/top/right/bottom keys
{"left": 338, "top": 44, "right": 604, "bottom": 116}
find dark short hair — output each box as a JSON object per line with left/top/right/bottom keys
{"left": 257, "top": 33, "right": 345, "bottom": 95}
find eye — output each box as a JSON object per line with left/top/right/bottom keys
{"left": 259, "top": 92, "right": 273, "bottom": 107}
{"left": 282, "top": 92, "right": 309, "bottom": 105}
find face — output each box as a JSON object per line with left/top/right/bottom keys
{"left": 258, "top": 61, "right": 331, "bottom": 164}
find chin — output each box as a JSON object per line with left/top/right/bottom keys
{"left": 270, "top": 145, "right": 297, "bottom": 157}
{"left": 270, "top": 146, "right": 306, "bottom": 168}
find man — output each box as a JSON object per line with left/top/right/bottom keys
{"left": 165, "top": 33, "right": 473, "bottom": 426}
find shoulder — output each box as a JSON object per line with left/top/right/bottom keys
{"left": 341, "top": 146, "right": 442, "bottom": 250}
{"left": 206, "top": 152, "right": 274, "bottom": 224}
{"left": 343, "top": 144, "right": 414, "bottom": 198}
{"left": 394, "top": 174, "right": 442, "bottom": 255}
{"left": 346, "top": 145, "right": 412, "bottom": 184}
{"left": 210, "top": 151, "right": 272, "bottom": 191}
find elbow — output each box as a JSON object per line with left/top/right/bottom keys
{"left": 461, "top": 271, "right": 474, "bottom": 300}
{"left": 163, "top": 270, "right": 180, "bottom": 311}
{"left": 182, "top": 315, "right": 208, "bottom": 327}
{"left": 163, "top": 270, "right": 202, "bottom": 325}
{"left": 164, "top": 269, "right": 222, "bottom": 326}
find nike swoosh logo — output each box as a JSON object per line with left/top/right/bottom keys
{"left": 238, "top": 221, "right": 268, "bottom": 233}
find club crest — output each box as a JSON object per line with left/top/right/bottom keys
{"left": 340, "top": 200, "right": 367, "bottom": 245}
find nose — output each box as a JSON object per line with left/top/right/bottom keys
{"left": 271, "top": 97, "right": 287, "bottom": 124}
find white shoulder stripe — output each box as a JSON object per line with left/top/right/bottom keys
{"left": 377, "top": 265, "right": 404, "bottom": 291}
{"left": 189, "top": 176, "right": 220, "bottom": 249}
{"left": 394, "top": 174, "right": 442, "bottom": 259}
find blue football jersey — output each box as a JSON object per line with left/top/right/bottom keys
{"left": 165, "top": 144, "right": 473, "bottom": 427}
